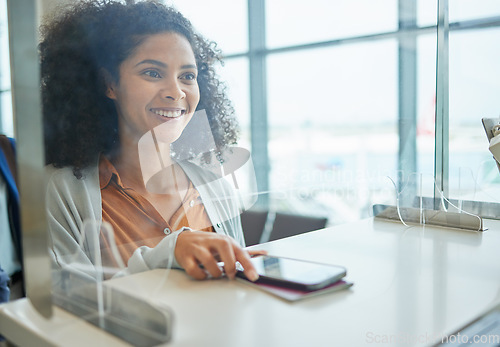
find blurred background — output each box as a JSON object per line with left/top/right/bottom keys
{"left": 1, "top": 0, "right": 500, "bottom": 227}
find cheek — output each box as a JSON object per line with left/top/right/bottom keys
{"left": 128, "top": 88, "right": 150, "bottom": 102}
{"left": 190, "top": 85, "right": 201, "bottom": 108}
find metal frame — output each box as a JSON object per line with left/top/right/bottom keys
{"left": 247, "top": 0, "right": 270, "bottom": 208}
{"left": 398, "top": 0, "right": 418, "bottom": 203}
{"left": 7, "top": 0, "right": 52, "bottom": 318}
{"left": 6, "top": 3, "right": 176, "bottom": 343}
{"left": 434, "top": 0, "right": 450, "bottom": 208}
{"left": 227, "top": 14, "right": 500, "bottom": 60}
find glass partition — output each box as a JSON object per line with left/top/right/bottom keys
{"left": 7, "top": 0, "right": 257, "bottom": 344}
{"left": 263, "top": 1, "right": 442, "bottom": 226}
{"left": 448, "top": 24, "right": 500, "bottom": 204}
{"left": 372, "top": 171, "right": 484, "bottom": 232}
{"left": 2, "top": 0, "right": 500, "bottom": 344}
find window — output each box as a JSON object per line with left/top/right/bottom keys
{"left": 266, "top": 0, "right": 398, "bottom": 48}
{"left": 166, "top": 0, "right": 248, "bottom": 55}
{"left": 2, "top": 0, "right": 500, "bottom": 225}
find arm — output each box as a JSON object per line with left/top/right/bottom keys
{"left": 46, "top": 166, "right": 183, "bottom": 280}
{"left": 47, "top": 163, "right": 261, "bottom": 281}
{"left": 179, "top": 161, "right": 262, "bottom": 280}
{"left": 47, "top": 178, "right": 184, "bottom": 279}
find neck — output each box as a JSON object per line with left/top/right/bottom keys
{"left": 111, "top": 131, "right": 178, "bottom": 194}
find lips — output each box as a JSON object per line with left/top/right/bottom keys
{"left": 151, "top": 108, "right": 186, "bottom": 118}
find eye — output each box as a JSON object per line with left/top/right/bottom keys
{"left": 144, "top": 70, "right": 162, "bottom": 79}
{"left": 181, "top": 72, "right": 197, "bottom": 81}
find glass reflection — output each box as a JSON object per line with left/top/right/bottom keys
{"left": 41, "top": 1, "right": 258, "bottom": 284}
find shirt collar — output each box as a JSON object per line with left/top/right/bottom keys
{"left": 99, "top": 156, "right": 124, "bottom": 190}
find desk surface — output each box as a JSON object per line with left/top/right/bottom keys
{"left": 1, "top": 218, "right": 500, "bottom": 346}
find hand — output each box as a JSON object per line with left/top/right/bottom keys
{"left": 174, "top": 230, "right": 263, "bottom": 281}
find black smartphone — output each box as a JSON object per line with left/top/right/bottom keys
{"left": 236, "top": 255, "right": 346, "bottom": 291}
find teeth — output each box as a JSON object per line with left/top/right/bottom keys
{"left": 153, "top": 110, "right": 183, "bottom": 118}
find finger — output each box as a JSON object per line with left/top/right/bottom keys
{"left": 197, "top": 249, "right": 223, "bottom": 278}
{"left": 213, "top": 238, "right": 237, "bottom": 279}
{"left": 248, "top": 249, "right": 268, "bottom": 257}
{"left": 182, "top": 257, "right": 208, "bottom": 280}
{"left": 234, "top": 247, "right": 259, "bottom": 282}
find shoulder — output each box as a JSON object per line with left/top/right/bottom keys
{"left": 45, "top": 162, "right": 102, "bottom": 224}
{"left": 46, "top": 165, "right": 76, "bottom": 180}
{"left": 45, "top": 163, "right": 100, "bottom": 198}
{"left": 47, "top": 165, "right": 95, "bottom": 183}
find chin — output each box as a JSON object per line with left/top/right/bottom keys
{"left": 151, "top": 121, "right": 187, "bottom": 144}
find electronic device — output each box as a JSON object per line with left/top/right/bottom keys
{"left": 482, "top": 117, "right": 500, "bottom": 173}
{"left": 236, "top": 255, "right": 346, "bottom": 291}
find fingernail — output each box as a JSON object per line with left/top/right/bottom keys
{"left": 248, "top": 270, "right": 259, "bottom": 282}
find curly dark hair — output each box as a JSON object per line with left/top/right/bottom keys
{"left": 40, "top": 0, "right": 238, "bottom": 178}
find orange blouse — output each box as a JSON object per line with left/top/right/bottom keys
{"left": 99, "top": 156, "right": 213, "bottom": 265}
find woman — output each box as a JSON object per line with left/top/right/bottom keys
{"left": 41, "top": 0, "right": 260, "bottom": 281}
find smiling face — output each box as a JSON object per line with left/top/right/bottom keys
{"left": 106, "top": 32, "right": 200, "bottom": 146}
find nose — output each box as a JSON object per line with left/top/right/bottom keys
{"left": 161, "top": 78, "right": 186, "bottom": 101}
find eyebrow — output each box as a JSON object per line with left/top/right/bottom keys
{"left": 135, "top": 59, "right": 197, "bottom": 70}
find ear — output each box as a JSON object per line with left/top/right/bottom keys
{"left": 100, "top": 68, "right": 117, "bottom": 100}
